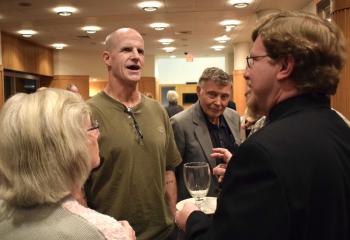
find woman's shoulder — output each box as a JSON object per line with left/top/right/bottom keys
{"left": 62, "top": 198, "right": 129, "bottom": 240}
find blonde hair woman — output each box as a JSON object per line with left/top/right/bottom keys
{"left": 0, "top": 88, "right": 135, "bottom": 240}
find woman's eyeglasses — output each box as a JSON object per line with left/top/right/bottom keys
{"left": 87, "top": 119, "right": 99, "bottom": 132}
{"left": 124, "top": 107, "right": 143, "bottom": 143}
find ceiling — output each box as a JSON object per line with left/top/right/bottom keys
{"left": 0, "top": 0, "right": 313, "bottom": 58}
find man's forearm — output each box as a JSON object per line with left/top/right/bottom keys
{"left": 165, "top": 170, "right": 177, "bottom": 217}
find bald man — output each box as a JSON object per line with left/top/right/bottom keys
{"left": 84, "top": 28, "right": 181, "bottom": 240}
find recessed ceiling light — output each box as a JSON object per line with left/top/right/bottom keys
{"left": 214, "top": 35, "right": 231, "bottom": 43}
{"left": 138, "top": 1, "right": 163, "bottom": 12}
{"left": 150, "top": 22, "right": 169, "bottom": 31}
{"left": 220, "top": 19, "right": 241, "bottom": 32}
{"left": 220, "top": 19, "right": 241, "bottom": 26}
{"left": 162, "top": 47, "right": 176, "bottom": 53}
{"left": 158, "top": 38, "right": 174, "bottom": 45}
{"left": 228, "top": 0, "right": 253, "bottom": 8}
{"left": 51, "top": 43, "right": 67, "bottom": 49}
{"left": 82, "top": 26, "right": 101, "bottom": 34}
{"left": 18, "top": 29, "right": 37, "bottom": 38}
{"left": 53, "top": 6, "right": 77, "bottom": 16}
{"left": 211, "top": 45, "right": 225, "bottom": 51}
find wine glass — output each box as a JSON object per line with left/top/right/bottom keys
{"left": 183, "top": 162, "right": 210, "bottom": 210}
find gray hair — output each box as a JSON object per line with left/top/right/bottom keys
{"left": 0, "top": 88, "right": 92, "bottom": 207}
{"left": 167, "top": 90, "right": 179, "bottom": 104}
{"left": 198, "top": 67, "right": 232, "bottom": 86}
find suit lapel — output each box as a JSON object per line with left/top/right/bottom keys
{"left": 223, "top": 109, "right": 241, "bottom": 145}
{"left": 192, "top": 102, "right": 216, "bottom": 169}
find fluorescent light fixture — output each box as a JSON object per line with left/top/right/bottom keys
{"left": 138, "top": 1, "right": 162, "bottom": 12}
{"left": 82, "top": 26, "right": 101, "bottom": 34}
{"left": 162, "top": 47, "right": 176, "bottom": 53}
{"left": 18, "top": 29, "right": 37, "bottom": 38}
{"left": 228, "top": 0, "right": 253, "bottom": 8}
{"left": 211, "top": 45, "right": 225, "bottom": 51}
{"left": 51, "top": 43, "right": 67, "bottom": 49}
{"left": 53, "top": 6, "right": 77, "bottom": 16}
{"left": 150, "top": 22, "right": 169, "bottom": 31}
{"left": 214, "top": 35, "right": 231, "bottom": 43}
{"left": 158, "top": 38, "right": 174, "bottom": 45}
{"left": 170, "top": 55, "right": 176, "bottom": 58}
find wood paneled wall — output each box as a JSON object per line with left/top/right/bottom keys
{"left": 41, "top": 75, "right": 90, "bottom": 100}
{"left": 160, "top": 84, "right": 197, "bottom": 108}
{"left": 90, "top": 81, "right": 107, "bottom": 97}
{"left": 1, "top": 32, "right": 53, "bottom": 76}
{"left": 332, "top": 1, "right": 350, "bottom": 119}
{"left": 88, "top": 77, "right": 156, "bottom": 99}
{"left": 139, "top": 77, "right": 156, "bottom": 98}
{"left": 0, "top": 65, "right": 3, "bottom": 108}
{"left": 233, "top": 70, "right": 247, "bottom": 116}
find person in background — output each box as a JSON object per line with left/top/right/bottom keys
{"left": 165, "top": 90, "right": 184, "bottom": 118}
{"left": 176, "top": 11, "right": 350, "bottom": 240}
{"left": 240, "top": 81, "right": 266, "bottom": 140}
{"left": 66, "top": 83, "right": 79, "bottom": 93}
{"left": 0, "top": 88, "right": 135, "bottom": 240}
{"left": 84, "top": 28, "right": 181, "bottom": 240}
{"left": 170, "top": 67, "right": 241, "bottom": 202}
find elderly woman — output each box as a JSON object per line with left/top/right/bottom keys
{"left": 0, "top": 88, "right": 135, "bottom": 240}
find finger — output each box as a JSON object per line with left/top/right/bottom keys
{"left": 209, "top": 153, "right": 224, "bottom": 158}
{"left": 212, "top": 147, "right": 226, "bottom": 153}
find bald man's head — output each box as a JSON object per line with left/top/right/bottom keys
{"left": 104, "top": 28, "right": 143, "bottom": 52}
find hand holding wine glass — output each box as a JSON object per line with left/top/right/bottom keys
{"left": 183, "top": 162, "right": 210, "bottom": 210}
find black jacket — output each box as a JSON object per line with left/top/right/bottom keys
{"left": 185, "top": 94, "right": 350, "bottom": 240}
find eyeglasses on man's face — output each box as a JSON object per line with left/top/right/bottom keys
{"left": 87, "top": 119, "right": 99, "bottom": 132}
{"left": 124, "top": 107, "right": 143, "bottom": 143}
{"left": 246, "top": 55, "right": 269, "bottom": 68}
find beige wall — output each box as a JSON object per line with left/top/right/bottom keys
{"left": 54, "top": 49, "right": 155, "bottom": 81}
{"left": 54, "top": 49, "right": 106, "bottom": 81}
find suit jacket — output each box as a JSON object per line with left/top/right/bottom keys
{"left": 185, "top": 94, "right": 350, "bottom": 240}
{"left": 165, "top": 103, "right": 184, "bottom": 118}
{"left": 170, "top": 101, "right": 241, "bottom": 201}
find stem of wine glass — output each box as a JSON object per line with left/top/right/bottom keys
{"left": 194, "top": 197, "right": 204, "bottom": 210}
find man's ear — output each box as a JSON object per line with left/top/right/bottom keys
{"left": 102, "top": 51, "right": 111, "bottom": 66}
{"left": 196, "top": 85, "right": 201, "bottom": 96}
{"left": 277, "top": 55, "right": 295, "bottom": 80}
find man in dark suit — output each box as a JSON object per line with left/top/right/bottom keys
{"left": 175, "top": 11, "right": 350, "bottom": 240}
{"left": 171, "top": 67, "right": 241, "bottom": 201}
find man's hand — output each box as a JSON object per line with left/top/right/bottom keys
{"left": 175, "top": 202, "right": 199, "bottom": 231}
{"left": 210, "top": 148, "right": 233, "bottom": 183}
{"left": 210, "top": 148, "right": 232, "bottom": 163}
{"left": 213, "top": 163, "right": 227, "bottom": 183}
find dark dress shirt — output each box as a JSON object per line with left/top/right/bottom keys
{"left": 205, "top": 115, "right": 237, "bottom": 164}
